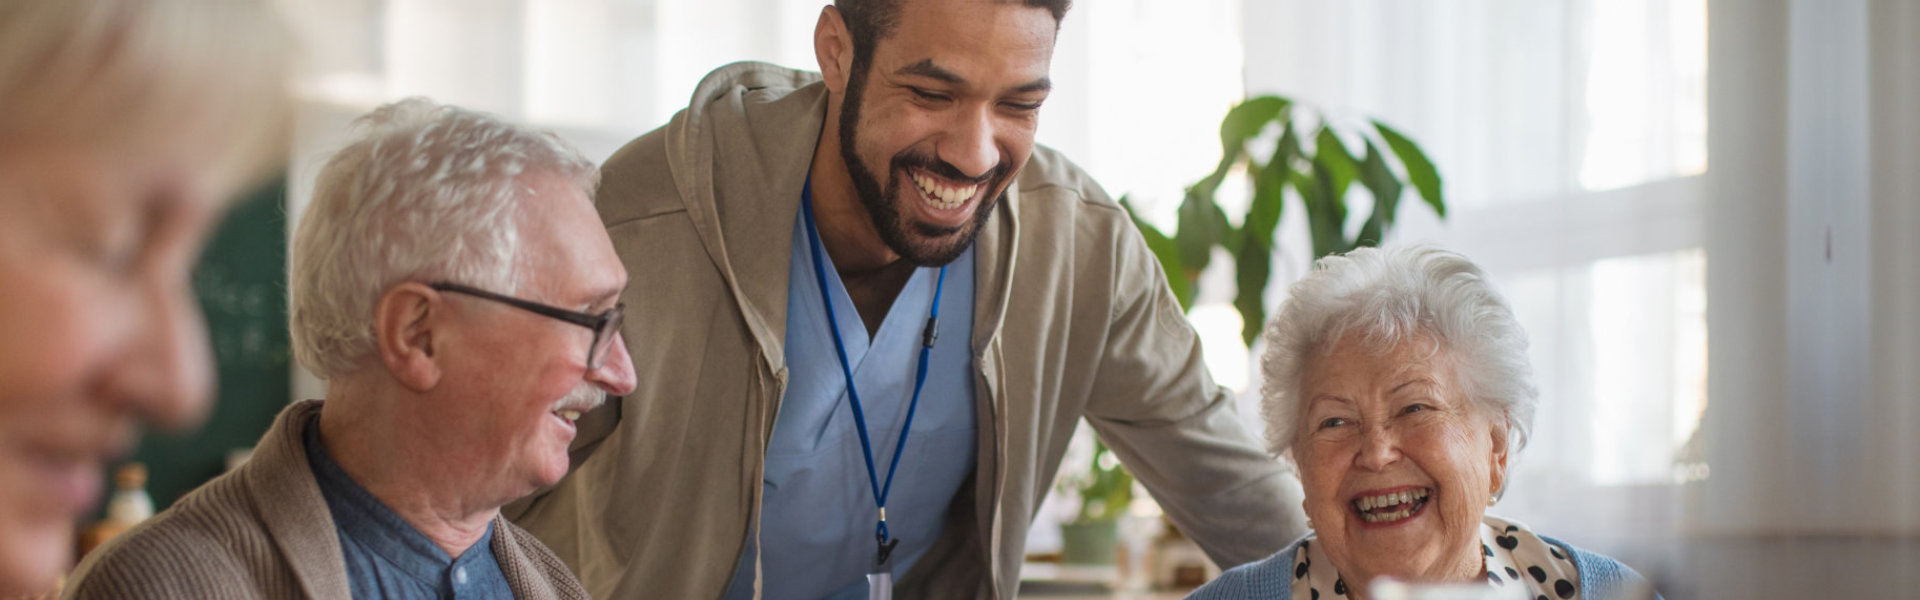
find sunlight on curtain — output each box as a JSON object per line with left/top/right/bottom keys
{"left": 1579, "top": 0, "right": 1708, "bottom": 190}
{"left": 1048, "top": 0, "right": 1246, "bottom": 228}
{"left": 1504, "top": 249, "right": 1708, "bottom": 489}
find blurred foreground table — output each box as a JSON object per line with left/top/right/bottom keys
{"left": 1018, "top": 562, "right": 1189, "bottom": 600}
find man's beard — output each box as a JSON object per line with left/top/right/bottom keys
{"left": 837, "top": 67, "right": 1009, "bottom": 267}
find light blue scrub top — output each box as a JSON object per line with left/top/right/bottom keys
{"left": 722, "top": 211, "right": 978, "bottom": 600}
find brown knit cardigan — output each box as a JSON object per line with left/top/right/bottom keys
{"left": 61, "top": 400, "right": 589, "bottom": 600}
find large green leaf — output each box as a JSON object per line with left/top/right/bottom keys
{"left": 1174, "top": 187, "right": 1228, "bottom": 278}
{"left": 1194, "top": 96, "right": 1290, "bottom": 206}
{"left": 1314, "top": 126, "right": 1358, "bottom": 202}
{"left": 1373, "top": 120, "right": 1445, "bottom": 218}
{"left": 1296, "top": 161, "right": 1346, "bottom": 259}
{"left": 1120, "top": 195, "right": 1194, "bottom": 310}
{"left": 1242, "top": 122, "right": 1295, "bottom": 251}
{"left": 1275, "top": 118, "right": 1305, "bottom": 168}
{"left": 1309, "top": 127, "right": 1358, "bottom": 256}
{"left": 1354, "top": 139, "right": 1404, "bottom": 248}
{"left": 1220, "top": 96, "right": 1290, "bottom": 151}
{"left": 1233, "top": 230, "right": 1271, "bottom": 347}
{"left": 1193, "top": 147, "right": 1238, "bottom": 203}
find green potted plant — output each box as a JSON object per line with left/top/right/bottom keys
{"left": 1123, "top": 95, "right": 1448, "bottom": 345}
{"left": 1055, "top": 438, "right": 1132, "bottom": 565}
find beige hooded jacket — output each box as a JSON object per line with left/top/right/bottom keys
{"left": 507, "top": 62, "right": 1305, "bottom": 599}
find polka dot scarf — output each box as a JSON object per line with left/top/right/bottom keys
{"left": 1287, "top": 515, "right": 1581, "bottom": 599}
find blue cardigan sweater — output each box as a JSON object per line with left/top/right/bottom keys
{"left": 1187, "top": 534, "right": 1659, "bottom": 599}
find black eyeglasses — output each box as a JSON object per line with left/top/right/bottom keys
{"left": 428, "top": 282, "right": 626, "bottom": 370}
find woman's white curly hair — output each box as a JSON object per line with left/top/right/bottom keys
{"left": 1260, "top": 244, "right": 1537, "bottom": 461}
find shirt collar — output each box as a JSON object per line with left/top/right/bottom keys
{"left": 302, "top": 414, "right": 498, "bottom": 584}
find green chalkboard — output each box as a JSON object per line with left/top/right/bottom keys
{"left": 100, "top": 178, "right": 292, "bottom": 514}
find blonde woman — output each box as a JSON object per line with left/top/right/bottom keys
{"left": 0, "top": 1, "right": 290, "bottom": 595}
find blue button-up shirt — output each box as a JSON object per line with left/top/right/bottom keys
{"left": 723, "top": 211, "right": 979, "bottom": 600}
{"left": 304, "top": 417, "right": 514, "bottom": 600}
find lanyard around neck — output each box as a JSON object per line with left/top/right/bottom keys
{"left": 799, "top": 179, "right": 948, "bottom": 564}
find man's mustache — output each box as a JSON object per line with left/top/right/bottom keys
{"left": 894, "top": 151, "right": 1007, "bottom": 186}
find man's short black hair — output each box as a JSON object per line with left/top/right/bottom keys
{"left": 834, "top": 0, "right": 1071, "bottom": 73}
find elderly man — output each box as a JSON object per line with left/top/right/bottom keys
{"left": 508, "top": 0, "right": 1305, "bottom": 598}
{"left": 63, "top": 99, "right": 635, "bottom": 599}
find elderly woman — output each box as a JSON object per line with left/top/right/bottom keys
{"left": 0, "top": 0, "right": 288, "bottom": 595}
{"left": 1190, "top": 245, "right": 1655, "bottom": 600}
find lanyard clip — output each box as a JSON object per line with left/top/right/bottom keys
{"left": 874, "top": 537, "right": 899, "bottom": 570}
{"left": 921, "top": 317, "right": 940, "bottom": 348}
{"left": 875, "top": 507, "right": 898, "bottom": 568}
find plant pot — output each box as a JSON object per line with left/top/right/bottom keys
{"left": 1059, "top": 519, "right": 1120, "bottom": 565}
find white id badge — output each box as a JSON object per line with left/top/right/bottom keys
{"left": 866, "top": 571, "right": 892, "bottom": 600}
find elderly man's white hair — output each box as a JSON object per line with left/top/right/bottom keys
{"left": 1259, "top": 244, "right": 1538, "bottom": 461}
{"left": 290, "top": 98, "right": 598, "bottom": 380}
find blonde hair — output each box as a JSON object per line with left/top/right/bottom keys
{"left": 289, "top": 99, "right": 598, "bottom": 379}
{"left": 0, "top": 0, "right": 292, "bottom": 188}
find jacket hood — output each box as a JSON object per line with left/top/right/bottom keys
{"left": 655, "top": 61, "right": 831, "bottom": 370}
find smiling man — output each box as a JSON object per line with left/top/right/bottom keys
{"left": 508, "top": 0, "right": 1305, "bottom": 598}
{"left": 63, "top": 99, "right": 636, "bottom": 599}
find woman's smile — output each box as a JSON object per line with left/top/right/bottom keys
{"left": 1351, "top": 486, "right": 1432, "bottom": 526}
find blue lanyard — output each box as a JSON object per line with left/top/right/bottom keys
{"left": 799, "top": 179, "right": 947, "bottom": 568}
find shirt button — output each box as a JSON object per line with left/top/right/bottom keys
{"left": 454, "top": 567, "right": 469, "bottom": 585}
